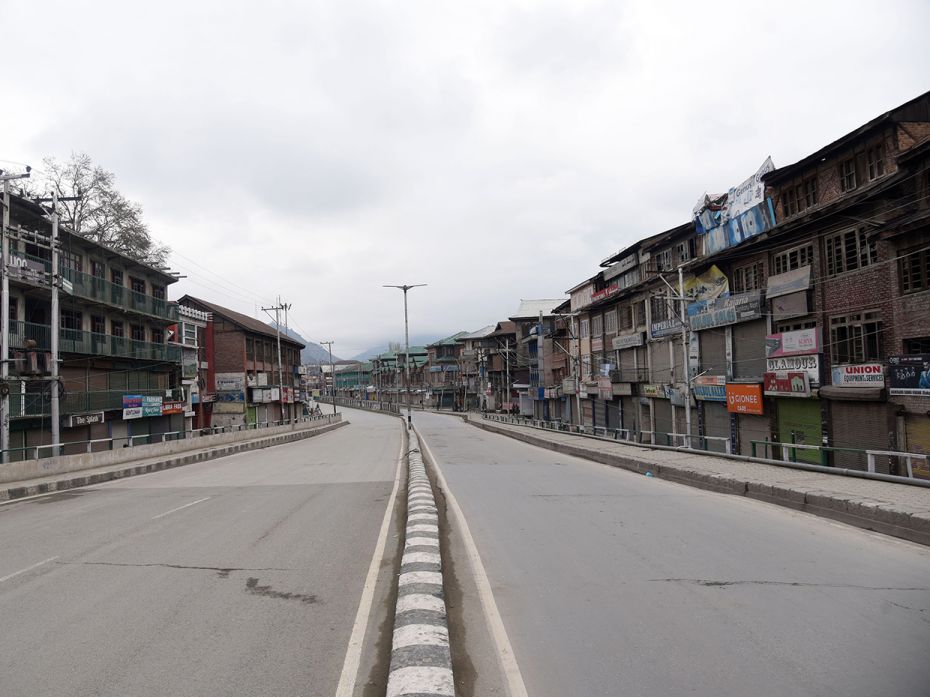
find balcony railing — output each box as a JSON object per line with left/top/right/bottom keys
{"left": 9, "top": 321, "right": 181, "bottom": 363}
{"left": 14, "top": 252, "right": 176, "bottom": 322}
{"left": 10, "top": 387, "right": 185, "bottom": 417}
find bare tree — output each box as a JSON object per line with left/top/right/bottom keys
{"left": 28, "top": 153, "right": 170, "bottom": 266}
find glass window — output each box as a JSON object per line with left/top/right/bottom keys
{"left": 91, "top": 315, "right": 105, "bottom": 334}
{"left": 111, "top": 320, "right": 124, "bottom": 338}
{"left": 604, "top": 310, "right": 618, "bottom": 335}
{"left": 732, "top": 262, "right": 765, "bottom": 293}
{"left": 90, "top": 260, "right": 106, "bottom": 278}
{"left": 151, "top": 328, "right": 164, "bottom": 344}
{"left": 900, "top": 247, "right": 930, "bottom": 294}
{"left": 130, "top": 277, "right": 146, "bottom": 294}
{"left": 829, "top": 312, "right": 883, "bottom": 364}
{"left": 840, "top": 158, "right": 857, "bottom": 192}
{"left": 867, "top": 144, "right": 885, "bottom": 181}
{"left": 580, "top": 318, "right": 590, "bottom": 338}
{"left": 60, "top": 309, "right": 82, "bottom": 331}
{"left": 772, "top": 244, "right": 814, "bottom": 275}
{"left": 61, "top": 250, "right": 82, "bottom": 273}
{"left": 131, "top": 324, "right": 145, "bottom": 341}
{"left": 152, "top": 284, "right": 166, "bottom": 300}
{"left": 111, "top": 269, "right": 123, "bottom": 286}
{"left": 591, "top": 315, "right": 603, "bottom": 337}
{"left": 825, "top": 228, "right": 876, "bottom": 276}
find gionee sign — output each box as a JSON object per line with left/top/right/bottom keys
{"left": 725, "top": 383, "right": 764, "bottom": 415}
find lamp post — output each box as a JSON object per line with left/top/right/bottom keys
{"left": 383, "top": 284, "right": 426, "bottom": 429}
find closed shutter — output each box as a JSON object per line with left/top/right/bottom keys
{"left": 775, "top": 398, "right": 821, "bottom": 464}
{"left": 905, "top": 415, "right": 930, "bottom": 479}
{"left": 582, "top": 399, "right": 594, "bottom": 430}
{"left": 651, "top": 340, "right": 672, "bottom": 384}
{"left": 699, "top": 330, "right": 726, "bottom": 375}
{"left": 671, "top": 338, "right": 684, "bottom": 383}
{"left": 607, "top": 398, "right": 621, "bottom": 429}
{"left": 733, "top": 319, "right": 767, "bottom": 380}
{"left": 621, "top": 396, "right": 637, "bottom": 432}
{"left": 619, "top": 348, "right": 637, "bottom": 373}
{"left": 703, "top": 401, "right": 730, "bottom": 453}
{"left": 654, "top": 399, "right": 673, "bottom": 445}
{"left": 738, "top": 414, "right": 770, "bottom": 457}
{"left": 829, "top": 401, "right": 892, "bottom": 472}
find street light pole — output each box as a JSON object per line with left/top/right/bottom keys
{"left": 383, "top": 283, "right": 426, "bottom": 429}
{"left": 320, "top": 340, "right": 336, "bottom": 416}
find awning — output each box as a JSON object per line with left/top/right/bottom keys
{"left": 819, "top": 386, "right": 886, "bottom": 401}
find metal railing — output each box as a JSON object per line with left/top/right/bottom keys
{"left": 1, "top": 412, "right": 336, "bottom": 461}
{"left": 750, "top": 440, "right": 929, "bottom": 479}
{"left": 9, "top": 321, "right": 181, "bottom": 362}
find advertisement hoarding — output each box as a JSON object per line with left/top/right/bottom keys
{"left": 725, "top": 383, "right": 764, "bottom": 414}
{"left": 831, "top": 364, "right": 884, "bottom": 388}
{"left": 765, "top": 329, "right": 821, "bottom": 358}
{"left": 763, "top": 371, "right": 810, "bottom": 397}
{"left": 888, "top": 354, "right": 930, "bottom": 396}
{"left": 765, "top": 354, "right": 820, "bottom": 385}
{"left": 687, "top": 290, "right": 763, "bottom": 331}
{"left": 693, "top": 375, "right": 726, "bottom": 402}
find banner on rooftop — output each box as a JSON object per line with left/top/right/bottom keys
{"left": 693, "top": 157, "right": 777, "bottom": 255}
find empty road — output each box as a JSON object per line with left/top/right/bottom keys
{"left": 415, "top": 411, "right": 930, "bottom": 697}
{"left": 0, "top": 410, "right": 402, "bottom": 697}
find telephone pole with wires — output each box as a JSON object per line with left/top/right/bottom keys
{"left": 261, "top": 297, "right": 288, "bottom": 424}
{"left": 319, "top": 341, "right": 336, "bottom": 416}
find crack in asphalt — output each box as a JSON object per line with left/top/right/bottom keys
{"left": 59, "top": 561, "right": 296, "bottom": 578}
{"left": 650, "top": 578, "right": 930, "bottom": 591}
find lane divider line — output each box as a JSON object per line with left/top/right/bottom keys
{"left": 150, "top": 497, "right": 211, "bottom": 520}
{"left": 416, "top": 426, "right": 531, "bottom": 697}
{"left": 334, "top": 421, "right": 406, "bottom": 697}
{"left": 386, "top": 430, "right": 455, "bottom": 697}
{"left": 0, "top": 556, "right": 59, "bottom": 584}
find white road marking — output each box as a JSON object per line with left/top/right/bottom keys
{"left": 403, "top": 552, "right": 442, "bottom": 565}
{"left": 151, "top": 497, "right": 211, "bottom": 520}
{"left": 0, "top": 556, "right": 59, "bottom": 584}
{"left": 396, "top": 593, "right": 447, "bottom": 615}
{"left": 405, "top": 536, "right": 441, "bottom": 548}
{"left": 398, "top": 570, "right": 443, "bottom": 586}
{"left": 417, "top": 428, "right": 531, "bottom": 697}
{"left": 334, "top": 421, "right": 405, "bottom": 697}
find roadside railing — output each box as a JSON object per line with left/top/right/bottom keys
{"left": 1, "top": 413, "right": 336, "bottom": 462}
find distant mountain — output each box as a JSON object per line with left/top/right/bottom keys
{"left": 268, "top": 323, "right": 342, "bottom": 364}
{"left": 350, "top": 333, "right": 449, "bottom": 361}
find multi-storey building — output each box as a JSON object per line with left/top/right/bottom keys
{"left": 177, "top": 296, "right": 304, "bottom": 427}
{"left": 170, "top": 304, "right": 211, "bottom": 431}
{"left": 456, "top": 325, "right": 495, "bottom": 411}
{"left": 426, "top": 332, "right": 467, "bottom": 409}
{"left": 4, "top": 193, "right": 183, "bottom": 456}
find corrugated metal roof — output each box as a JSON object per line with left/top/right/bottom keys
{"left": 458, "top": 324, "right": 496, "bottom": 340}
{"left": 509, "top": 298, "right": 566, "bottom": 320}
{"left": 178, "top": 295, "right": 305, "bottom": 348}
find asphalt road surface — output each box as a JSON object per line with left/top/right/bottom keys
{"left": 415, "top": 411, "right": 930, "bottom": 697}
{"left": 0, "top": 410, "right": 402, "bottom": 697}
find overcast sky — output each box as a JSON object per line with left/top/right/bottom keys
{"left": 2, "top": 0, "right": 929, "bottom": 357}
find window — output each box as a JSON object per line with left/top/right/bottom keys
{"left": 783, "top": 177, "right": 818, "bottom": 217}
{"left": 91, "top": 315, "right": 105, "bottom": 334}
{"left": 776, "top": 319, "right": 817, "bottom": 333}
{"left": 580, "top": 318, "right": 590, "bottom": 338}
{"left": 60, "top": 309, "right": 82, "bottom": 331}
{"left": 9, "top": 301, "right": 17, "bottom": 322}
{"left": 111, "top": 269, "right": 123, "bottom": 286}
{"left": 131, "top": 324, "right": 145, "bottom": 342}
{"left": 676, "top": 238, "right": 696, "bottom": 263}
{"left": 61, "top": 250, "right": 82, "bottom": 273}
{"left": 591, "top": 315, "right": 603, "bottom": 337}
{"left": 151, "top": 328, "right": 164, "bottom": 344}
{"left": 650, "top": 294, "right": 670, "bottom": 322}
{"left": 604, "top": 309, "right": 618, "bottom": 335}
{"left": 256, "top": 339, "right": 264, "bottom": 361}
{"left": 830, "top": 312, "right": 883, "bottom": 364}
{"left": 732, "top": 262, "right": 765, "bottom": 293}
{"left": 655, "top": 249, "right": 673, "bottom": 272}
{"left": 867, "top": 144, "right": 885, "bottom": 181}
{"left": 900, "top": 247, "right": 930, "bottom": 294}
{"left": 825, "top": 228, "right": 876, "bottom": 276}
{"left": 635, "top": 300, "right": 646, "bottom": 327}
{"left": 182, "top": 322, "right": 198, "bottom": 346}
{"left": 246, "top": 338, "right": 254, "bottom": 359}
{"left": 581, "top": 354, "right": 592, "bottom": 378}
{"left": 111, "top": 320, "right": 124, "bottom": 338}
{"left": 772, "top": 244, "right": 814, "bottom": 275}
{"left": 130, "top": 276, "right": 146, "bottom": 294}
{"left": 840, "top": 158, "right": 857, "bottom": 192}
{"left": 90, "top": 260, "right": 106, "bottom": 278}
{"left": 152, "top": 284, "right": 166, "bottom": 300}
{"left": 905, "top": 337, "right": 930, "bottom": 355}
{"left": 617, "top": 305, "right": 633, "bottom": 331}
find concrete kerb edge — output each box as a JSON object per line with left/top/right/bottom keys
{"left": 386, "top": 426, "right": 455, "bottom": 697}
{"left": 467, "top": 418, "right": 930, "bottom": 547}
{"left": 0, "top": 420, "right": 348, "bottom": 503}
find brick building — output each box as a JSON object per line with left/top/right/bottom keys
{"left": 177, "top": 296, "right": 303, "bottom": 427}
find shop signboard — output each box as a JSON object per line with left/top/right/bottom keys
{"left": 65, "top": 412, "right": 105, "bottom": 427}
{"left": 650, "top": 317, "right": 682, "bottom": 339}
{"left": 562, "top": 378, "right": 577, "bottom": 395}
{"left": 122, "top": 395, "right": 143, "bottom": 420}
{"left": 142, "top": 395, "right": 163, "bottom": 417}
{"left": 612, "top": 332, "right": 644, "bottom": 350}
{"left": 641, "top": 384, "right": 665, "bottom": 398}
{"left": 765, "top": 329, "right": 820, "bottom": 358}
{"left": 687, "top": 290, "right": 763, "bottom": 331}
{"left": 766, "top": 266, "right": 811, "bottom": 299}
{"left": 162, "top": 401, "right": 186, "bottom": 415}
{"left": 831, "top": 363, "right": 884, "bottom": 388}
{"left": 765, "top": 354, "right": 820, "bottom": 385}
{"left": 665, "top": 384, "right": 687, "bottom": 407}
{"left": 693, "top": 375, "right": 726, "bottom": 402}
{"left": 591, "top": 283, "right": 620, "bottom": 303}
{"left": 591, "top": 337, "right": 603, "bottom": 352}
{"left": 725, "top": 383, "right": 764, "bottom": 414}
{"left": 888, "top": 354, "right": 930, "bottom": 396}
{"left": 763, "top": 371, "right": 810, "bottom": 397}
{"left": 597, "top": 376, "right": 612, "bottom": 400}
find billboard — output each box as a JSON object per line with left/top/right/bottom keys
{"left": 765, "top": 329, "right": 820, "bottom": 358}
{"left": 122, "top": 395, "right": 143, "bottom": 420}
{"left": 683, "top": 265, "right": 729, "bottom": 303}
{"left": 687, "top": 290, "right": 763, "bottom": 331}
{"left": 725, "top": 383, "right": 764, "bottom": 414}
{"left": 693, "top": 375, "right": 726, "bottom": 402}
{"left": 831, "top": 364, "right": 884, "bottom": 388}
{"left": 888, "top": 354, "right": 930, "bottom": 396}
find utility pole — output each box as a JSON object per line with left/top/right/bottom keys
{"left": 283, "top": 301, "right": 293, "bottom": 424}
{"left": 33, "top": 189, "right": 81, "bottom": 456}
{"left": 678, "top": 266, "right": 693, "bottom": 449}
{"left": 1, "top": 167, "right": 31, "bottom": 462}
{"left": 383, "top": 284, "right": 426, "bottom": 429}
{"left": 505, "top": 337, "right": 510, "bottom": 414}
{"left": 261, "top": 298, "right": 286, "bottom": 424}
{"left": 320, "top": 340, "right": 336, "bottom": 416}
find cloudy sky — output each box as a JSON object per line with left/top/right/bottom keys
{"left": 2, "top": 0, "right": 928, "bottom": 357}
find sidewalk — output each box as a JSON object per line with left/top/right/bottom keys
{"left": 464, "top": 415, "right": 930, "bottom": 546}
{"left": 0, "top": 419, "right": 347, "bottom": 503}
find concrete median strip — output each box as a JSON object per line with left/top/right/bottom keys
{"left": 386, "top": 429, "right": 455, "bottom": 697}
{"left": 0, "top": 419, "right": 347, "bottom": 503}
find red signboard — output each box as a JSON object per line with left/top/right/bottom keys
{"left": 161, "top": 400, "right": 186, "bottom": 415}
{"left": 763, "top": 371, "right": 810, "bottom": 397}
